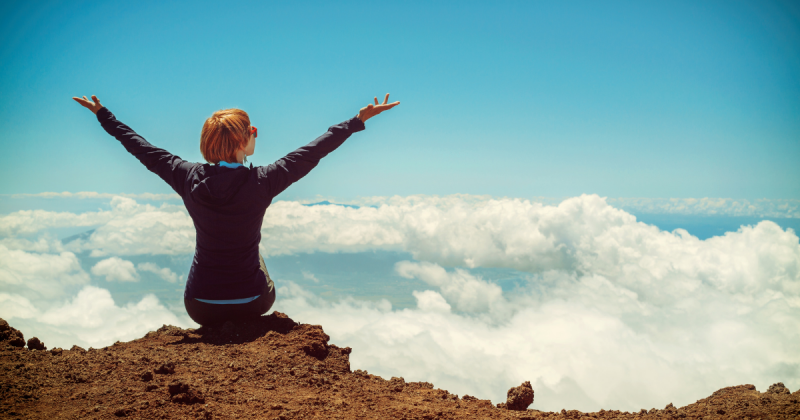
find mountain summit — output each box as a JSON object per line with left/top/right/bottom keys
{"left": 1, "top": 315, "right": 797, "bottom": 419}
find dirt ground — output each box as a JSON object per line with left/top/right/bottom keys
{"left": 1, "top": 315, "right": 798, "bottom": 419}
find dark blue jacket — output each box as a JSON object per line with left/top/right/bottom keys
{"left": 96, "top": 107, "right": 365, "bottom": 299}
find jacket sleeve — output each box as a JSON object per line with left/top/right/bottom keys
{"left": 96, "top": 107, "right": 195, "bottom": 197}
{"left": 258, "top": 116, "right": 365, "bottom": 198}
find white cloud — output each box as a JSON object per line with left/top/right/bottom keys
{"left": 0, "top": 293, "right": 39, "bottom": 319}
{"left": 0, "top": 235, "right": 66, "bottom": 253}
{"left": 0, "top": 193, "right": 798, "bottom": 412}
{"left": 137, "top": 262, "right": 179, "bottom": 283}
{"left": 397, "top": 261, "right": 506, "bottom": 317}
{"left": 0, "top": 208, "right": 115, "bottom": 236}
{"left": 7, "top": 191, "right": 180, "bottom": 200}
{"left": 0, "top": 244, "right": 90, "bottom": 301}
{"left": 0, "top": 286, "right": 192, "bottom": 349}
{"left": 301, "top": 271, "right": 320, "bottom": 283}
{"left": 0, "top": 197, "right": 195, "bottom": 256}
{"left": 412, "top": 290, "right": 451, "bottom": 313}
{"left": 91, "top": 257, "right": 138, "bottom": 282}
{"left": 276, "top": 252, "right": 799, "bottom": 412}
{"left": 607, "top": 197, "right": 800, "bottom": 218}
{"left": 261, "top": 194, "right": 799, "bottom": 411}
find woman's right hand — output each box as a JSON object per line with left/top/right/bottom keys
{"left": 72, "top": 95, "right": 104, "bottom": 114}
{"left": 358, "top": 93, "right": 400, "bottom": 123}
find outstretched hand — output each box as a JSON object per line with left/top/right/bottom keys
{"left": 358, "top": 94, "right": 400, "bottom": 123}
{"left": 72, "top": 95, "right": 104, "bottom": 114}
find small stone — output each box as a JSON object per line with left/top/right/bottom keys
{"left": 155, "top": 362, "right": 175, "bottom": 374}
{"left": 141, "top": 371, "right": 154, "bottom": 382}
{"left": 168, "top": 380, "right": 204, "bottom": 405}
{"left": 766, "top": 382, "right": 790, "bottom": 395}
{"left": 505, "top": 381, "right": 534, "bottom": 411}
{"left": 26, "top": 337, "right": 46, "bottom": 351}
{"left": 388, "top": 377, "right": 406, "bottom": 392}
{"left": 168, "top": 380, "right": 190, "bottom": 396}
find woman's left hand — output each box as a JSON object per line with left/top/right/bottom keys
{"left": 72, "top": 95, "right": 104, "bottom": 114}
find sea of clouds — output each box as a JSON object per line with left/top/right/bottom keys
{"left": 0, "top": 193, "right": 798, "bottom": 412}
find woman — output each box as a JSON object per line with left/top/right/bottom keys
{"left": 72, "top": 94, "right": 400, "bottom": 326}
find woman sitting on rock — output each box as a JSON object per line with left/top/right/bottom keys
{"left": 72, "top": 94, "right": 399, "bottom": 326}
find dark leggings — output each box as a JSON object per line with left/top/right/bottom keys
{"left": 184, "top": 256, "right": 276, "bottom": 326}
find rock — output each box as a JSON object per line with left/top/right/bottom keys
{"left": 155, "top": 362, "right": 176, "bottom": 374}
{"left": 113, "top": 407, "right": 132, "bottom": 417}
{"left": 505, "top": 381, "right": 534, "bottom": 411}
{"left": 766, "top": 383, "right": 790, "bottom": 395}
{"left": 168, "top": 379, "right": 204, "bottom": 404}
{"left": 299, "top": 325, "right": 330, "bottom": 359}
{"left": 388, "top": 377, "right": 406, "bottom": 392}
{"left": 27, "top": 337, "right": 46, "bottom": 351}
{"left": 140, "top": 371, "right": 154, "bottom": 382}
{"left": 70, "top": 345, "right": 86, "bottom": 352}
{"left": 168, "top": 380, "right": 190, "bottom": 396}
{"left": 0, "top": 319, "right": 25, "bottom": 347}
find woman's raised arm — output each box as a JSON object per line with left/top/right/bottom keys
{"left": 259, "top": 94, "right": 400, "bottom": 199}
{"left": 71, "top": 95, "right": 196, "bottom": 197}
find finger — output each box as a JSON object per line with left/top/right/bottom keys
{"left": 374, "top": 97, "right": 379, "bottom": 105}
{"left": 91, "top": 95, "right": 101, "bottom": 105}
{"left": 377, "top": 101, "right": 400, "bottom": 109}
{"left": 383, "top": 93, "right": 390, "bottom": 105}
{"left": 374, "top": 103, "right": 399, "bottom": 113}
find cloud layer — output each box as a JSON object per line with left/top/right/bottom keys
{"left": 1, "top": 286, "right": 186, "bottom": 349}
{"left": 0, "top": 193, "right": 798, "bottom": 412}
{"left": 607, "top": 197, "right": 800, "bottom": 218}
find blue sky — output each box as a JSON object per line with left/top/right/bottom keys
{"left": 1, "top": 0, "right": 798, "bottom": 199}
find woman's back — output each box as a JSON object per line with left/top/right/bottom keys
{"left": 182, "top": 163, "right": 270, "bottom": 300}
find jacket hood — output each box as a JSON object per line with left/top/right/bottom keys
{"left": 190, "top": 165, "right": 252, "bottom": 207}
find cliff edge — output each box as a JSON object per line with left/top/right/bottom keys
{"left": 1, "top": 315, "right": 798, "bottom": 419}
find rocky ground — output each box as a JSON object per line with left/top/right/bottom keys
{"left": 1, "top": 315, "right": 798, "bottom": 419}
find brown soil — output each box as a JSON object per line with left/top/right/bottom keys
{"left": 1, "top": 315, "right": 798, "bottom": 419}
